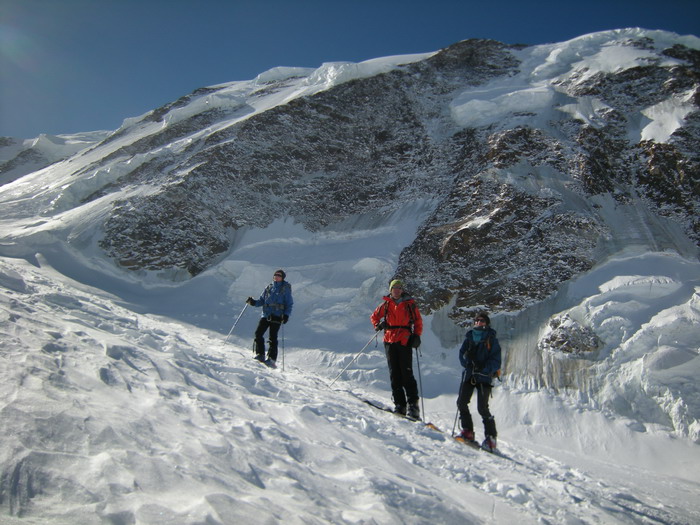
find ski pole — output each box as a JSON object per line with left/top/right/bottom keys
{"left": 226, "top": 285, "right": 267, "bottom": 348}
{"left": 224, "top": 303, "right": 249, "bottom": 345}
{"left": 452, "top": 370, "right": 466, "bottom": 436}
{"left": 415, "top": 347, "right": 425, "bottom": 420}
{"left": 329, "top": 332, "right": 379, "bottom": 387}
{"left": 281, "top": 322, "right": 285, "bottom": 372}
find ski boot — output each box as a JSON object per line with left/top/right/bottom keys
{"left": 482, "top": 435, "right": 497, "bottom": 452}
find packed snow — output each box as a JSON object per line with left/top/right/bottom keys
{"left": 1, "top": 217, "right": 699, "bottom": 524}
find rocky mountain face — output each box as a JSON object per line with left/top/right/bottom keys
{"left": 92, "top": 39, "right": 522, "bottom": 280}
{"left": 5, "top": 31, "right": 700, "bottom": 327}
{"left": 399, "top": 39, "right": 700, "bottom": 322}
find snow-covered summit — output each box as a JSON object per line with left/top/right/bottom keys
{"left": 452, "top": 28, "right": 700, "bottom": 141}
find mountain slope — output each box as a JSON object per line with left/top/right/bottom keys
{"left": 0, "top": 131, "right": 111, "bottom": 185}
{"left": 1, "top": 30, "right": 698, "bottom": 324}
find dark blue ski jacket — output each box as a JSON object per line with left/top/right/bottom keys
{"left": 458, "top": 327, "right": 502, "bottom": 384}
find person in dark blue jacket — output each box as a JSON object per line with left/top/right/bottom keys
{"left": 246, "top": 269, "right": 293, "bottom": 368}
{"left": 456, "top": 311, "right": 502, "bottom": 451}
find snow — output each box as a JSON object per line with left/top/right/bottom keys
{"left": 250, "top": 53, "right": 433, "bottom": 89}
{"left": 0, "top": 131, "right": 111, "bottom": 186}
{"left": 450, "top": 28, "right": 700, "bottom": 143}
{"left": 1, "top": 220, "right": 699, "bottom": 524}
{"left": 4, "top": 27, "right": 696, "bottom": 229}
{"left": 641, "top": 89, "right": 698, "bottom": 142}
{"left": 0, "top": 132, "right": 109, "bottom": 164}
{"left": 557, "top": 96, "right": 614, "bottom": 128}
{"left": 536, "top": 252, "right": 700, "bottom": 441}
{"left": 451, "top": 85, "right": 559, "bottom": 129}
{"left": 120, "top": 51, "right": 435, "bottom": 141}
{"left": 1, "top": 28, "right": 699, "bottom": 524}
{"left": 302, "top": 53, "right": 433, "bottom": 88}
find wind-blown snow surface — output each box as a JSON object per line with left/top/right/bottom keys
{"left": 1, "top": 242, "right": 699, "bottom": 523}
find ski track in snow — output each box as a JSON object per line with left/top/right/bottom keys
{"left": 1, "top": 256, "right": 698, "bottom": 524}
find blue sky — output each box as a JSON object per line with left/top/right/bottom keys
{"left": 1, "top": 0, "right": 699, "bottom": 138}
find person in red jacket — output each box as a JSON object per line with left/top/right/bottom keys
{"left": 370, "top": 279, "right": 423, "bottom": 419}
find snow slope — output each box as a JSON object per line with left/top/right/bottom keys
{"left": 0, "top": 131, "right": 111, "bottom": 186}
{"left": 1, "top": 251, "right": 698, "bottom": 524}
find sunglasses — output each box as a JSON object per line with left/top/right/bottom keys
{"left": 475, "top": 318, "right": 487, "bottom": 324}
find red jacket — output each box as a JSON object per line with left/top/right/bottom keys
{"left": 370, "top": 294, "right": 423, "bottom": 346}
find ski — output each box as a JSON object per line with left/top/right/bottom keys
{"left": 356, "top": 393, "right": 515, "bottom": 460}
{"left": 254, "top": 357, "right": 277, "bottom": 369}
{"left": 331, "top": 388, "right": 516, "bottom": 459}
{"left": 454, "top": 436, "right": 515, "bottom": 461}
{"left": 454, "top": 435, "right": 482, "bottom": 450}
{"left": 360, "top": 398, "right": 440, "bottom": 431}
{"left": 454, "top": 435, "right": 496, "bottom": 453}
{"left": 361, "top": 398, "right": 417, "bottom": 419}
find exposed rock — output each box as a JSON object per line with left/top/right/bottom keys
{"left": 7, "top": 33, "right": 698, "bottom": 326}
{"left": 539, "top": 314, "right": 603, "bottom": 355}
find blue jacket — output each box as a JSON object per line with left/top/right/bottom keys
{"left": 254, "top": 280, "right": 293, "bottom": 319}
{"left": 458, "top": 327, "right": 501, "bottom": 384}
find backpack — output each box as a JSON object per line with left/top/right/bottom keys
{"left": 465, "top": 329, "right": 501, "bottom": 379}
{"left": 380, "top": 297, "right": 417, "bottom": 332}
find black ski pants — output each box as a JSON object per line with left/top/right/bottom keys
{"left": 457, "top": 376, "right": 497, "bottom": 438}
{"left": 254, "top": 316, "right": 282, "bottom": 361}
{"left": 385, "top": 342, "right": 419, "bottom": 409}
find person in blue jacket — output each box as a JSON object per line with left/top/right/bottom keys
{"left": 246, "top": 269, "right": 293, "bottom": 367}
{"left": 456, "top": 311, "right": 502, "bottom": 451}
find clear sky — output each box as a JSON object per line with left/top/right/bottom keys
{"left": 2, "top": 0, "right": 699, "bottom": 139}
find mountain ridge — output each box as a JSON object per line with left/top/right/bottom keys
{"left": 0, "top": 29, "right": 698, "bottom": 323}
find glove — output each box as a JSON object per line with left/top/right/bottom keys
{"left": 410, "top": 335, "right": 421, "bottom": 348}
{"left": 283, "top": 314, "right": 289, "bottom": 324}
{"left": 246, "top": 297, "right": 255, "bottom": 306}
{"left": 374, "top": 320, "right": 386, "bottom": 332}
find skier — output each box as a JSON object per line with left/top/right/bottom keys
{"left": 370, "top": 279, "right": 423, "bottom": 419}
{"left": 246, "top": 269, "right": 293, "bottom": 368}
{"left": 456, "top": 311, "right": 502, "bottom": 451}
